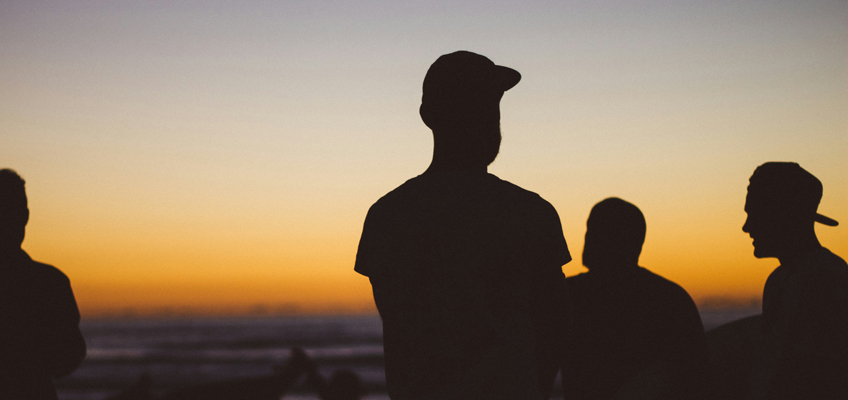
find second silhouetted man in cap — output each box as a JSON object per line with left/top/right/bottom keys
{"left": 355, "top": 51, "right": 571, "bottom": 399}
{"left": 742, "top": 162, "right": 847, "bottom": 399}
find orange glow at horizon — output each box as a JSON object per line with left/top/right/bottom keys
{"left": 24, "top": 190, "right": 847, "bottom": 318}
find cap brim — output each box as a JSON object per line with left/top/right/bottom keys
{"left": 495, "top": 65, "right": 521, "bottom": 92}
{"left": 816, "top": 213, "right": 839, "bottom": 226}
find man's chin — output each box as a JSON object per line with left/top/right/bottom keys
{"left": 752, "top": 246, "right": 777, "bottom": 259}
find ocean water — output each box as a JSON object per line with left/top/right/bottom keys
{"left": 56, "top": 309, "right": 759, "bottom": 400}
{"left": 57, "top": 315, "right": 386, "bottom": 400}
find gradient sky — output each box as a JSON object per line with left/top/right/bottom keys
{"left": 2, "top": 0, "right": 846, "bottom": 317}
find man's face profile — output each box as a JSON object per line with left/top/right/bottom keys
{"left": 742, "top": 193, "right": 790, "bottom": 259}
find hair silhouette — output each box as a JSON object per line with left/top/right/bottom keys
{"left": 582, "top": 197, "right": 646, "bottom": 271}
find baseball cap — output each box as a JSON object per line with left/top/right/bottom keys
{"left": 422, "top": 51, "right": 521, "bottom": 106}
{"left": 747, "top": 162, "right": 838, "bottom": 226}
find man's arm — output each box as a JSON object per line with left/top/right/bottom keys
{"left": 532, "top": 200, "right": 572, "bottom": 399}
{"left": 534, "top": 270, "right": 568, "bottom": 399}
{"left": 48, "top": 325, "right": 86, "bottom": 378}
{"left": 45, "top": 271, "right": 86, "bottom": 378}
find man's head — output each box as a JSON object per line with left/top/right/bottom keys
{"left": 419, "top": 51, "right": 520, "bottom": 167}
{"left": 0, "top": 169, "right": 29, "bottom": 251}
{"left": 582, "top": 197, "right": 646, "bottom": 271}
{"left": 743, "top": 162, "right": 837, "bottom": 259}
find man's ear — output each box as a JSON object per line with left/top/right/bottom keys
{"left": 24, "top": 208, "right": 29, "bottom": 226}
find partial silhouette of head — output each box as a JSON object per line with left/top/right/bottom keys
{"left": 0, "top": 169, "right": 28, "bottom": 252}
{"left": 582, "top": 198, "right": 646, "bottom": 272}
{"left": 743, "top": 162, "right": 836, "bottom": 259}
{"left": 420, "top": 51, "right": 520, "bottom": 168}
{"left": 324, "top": 369, "right": 363, "bottom": 400}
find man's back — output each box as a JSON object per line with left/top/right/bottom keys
{"left": 566, "top": 267, "right": 708, "bottom": 399}
{"left": 355, "top": 171, "right": 570, "bottom": 400}
{"left": 0, "top": 250, "right": 86, "bottom": 400}
{"left": 753, "top": 246, "right": 848, "bottom": 398}
{"left": 0, "top": 168, "right": 87, "bottom": 399}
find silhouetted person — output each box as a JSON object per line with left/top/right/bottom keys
{"left": 0, "top": 169, "right": 86, "bottom": 399}
{"left": 355, "top": 51, "right": 571, "bottom": 399}
{"left": 564, "top": 198, "right": 708, "bottom": 400}
{"left": 742, "top": 162, "right": 847, "bottom": 399}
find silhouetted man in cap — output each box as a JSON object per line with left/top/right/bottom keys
{"left": 564, "top": 197, "right": 707, "bottom": 400}
{"left": 355, "top": 51, "right": 571, "bottom": 400}
{"left": 742, "top": 162, "right": 847, "bottom": 399}
{"left": 0, "top": 169, "right": 86, "bottom": 399}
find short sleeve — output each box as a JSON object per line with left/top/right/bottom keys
{"left": 354, "top": 205, "right": 380, "bottom": 277}
{"left": 56, "top": 270, "right": 82, "bottom": 325}
{"left": 537, "top": 200, "right": 571, "bottom": 269}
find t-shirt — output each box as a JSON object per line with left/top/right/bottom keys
{"left": 355, "top": 171, "right": 570, "bottom": 400}
{"left": 565, "top": 267, "right": 708, "bottom": 400}
{"left": 751, "top": 246, "right": 848, "bottom": 399}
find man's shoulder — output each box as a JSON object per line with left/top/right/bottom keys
{"left": 367, "top": 173, "right": 555, "bottom": 213}
{"left": 489, "top": 174, "right": 548, "bottom": 200}
{"left": 485, "top": 175, "right": 562, "bottom": 225}
{"left": 362, "top": 177, "right": 428, "bottom": 225}
{"left": 636, "top": 267, "right": 693, "bottom": 298}
{"left": 803, "top": 247, "right": 848, "bottom": 293}
{"left": 789, "top": 247, "right": 848, "bottom": 287}
{"left": 813, "top": 247, "right": 848, "bottom": 272}
{"left": 27, "top": 258, "right": 72, "bottom": 285}
{"left": 566, "top": 268, "right": 694, "bottom": 303}
{"left": 2, "top": 251, "right": 70, "bottom": 283}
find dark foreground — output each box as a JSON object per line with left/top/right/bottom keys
{"left": 56, "top": 310, "right": 758, "bottom": 400}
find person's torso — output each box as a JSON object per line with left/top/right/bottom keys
{"left": 367, "top": 172, "right": 556, "bottom": 399}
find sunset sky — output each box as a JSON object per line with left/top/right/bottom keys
{"left": 2, "top": 0, "right": 845, "bottom": 317}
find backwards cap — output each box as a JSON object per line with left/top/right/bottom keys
{"left": 422, "top": 51, "right": 520, "bottom": 106}
{"left": 747, "top": 162, "right": 838, "bottom": 226}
